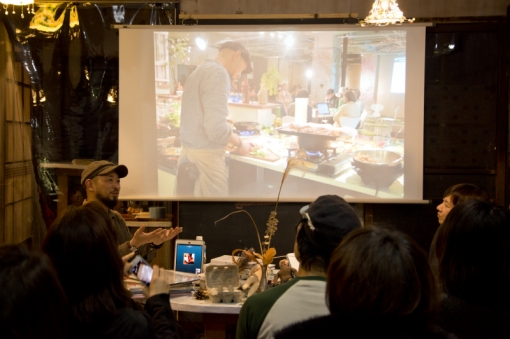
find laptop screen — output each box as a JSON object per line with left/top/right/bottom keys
{"left": 174, "top": 243, "right": 204, "bottom": 274}
{"left": 316, "top": 102, "right": 330, "bottom": 115}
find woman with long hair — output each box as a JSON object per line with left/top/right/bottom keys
{"left": 0, "top": 244, "right": 68, "bottom": 339}
{"left": 43, "top": 201, "right": 182, "bottom": 339}
{"left": 434, "top": 200, "right": 510, "bottom": 339}
{"left": 276, "top": 227, "right": 453, "bottom": 339}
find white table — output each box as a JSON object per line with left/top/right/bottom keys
{"left": 170, "top": 295, "right": 242, "bottom": 339}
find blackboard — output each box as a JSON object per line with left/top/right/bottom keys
{"left": 178, "top": 201, "right": 307, "bottom": 268}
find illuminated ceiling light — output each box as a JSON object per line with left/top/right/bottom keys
{"left": 284, "top": 36, "right": 294, "bottom": 48}
{"left": 195, "top": 37, "right": 207, "bottom": 50}
{"left": 360, "top": 0, "right": 414, "bottom": 27}
{"left": 270, "top": 32, "right": 275, "bottom": 38}
{"left": 305, "top": 69, "right": 313, "bottom": 78}
{"left": 2, "top": 0, "right": 35, "bottom": 18}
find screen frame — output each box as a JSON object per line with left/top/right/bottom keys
{"left": 174, "top": 239, "right": 205, "bottom": 274}
{"left": 118, "top": 24, "right": 430, "bottom": 204}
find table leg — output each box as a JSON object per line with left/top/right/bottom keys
{"left": 203, "top": 313, "right": 239, "bottom": 339}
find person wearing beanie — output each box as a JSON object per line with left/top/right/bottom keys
{"left": 236, "top": 195, "right": 362, "bottom": 339}
{"left": 81, "top": 160, "right": 182, "bottom": 262}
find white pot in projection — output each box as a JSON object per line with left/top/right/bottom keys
{"left": 294, "top": 98, "right": 309, "bottom": 124}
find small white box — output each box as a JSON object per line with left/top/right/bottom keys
{"left": 210, "top": 255, "right": 236, "bottom": 266}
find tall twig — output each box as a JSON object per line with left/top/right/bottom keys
{"left": 215, "top": 210, "right": 263, "bottom": 255}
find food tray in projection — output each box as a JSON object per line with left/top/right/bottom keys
{"left": 276, "top": 123, "right": 344, "bottom": 140}
{"left": 246, "top": 152, "right": 280, "bottom": 162}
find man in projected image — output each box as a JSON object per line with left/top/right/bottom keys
{"left": 81, "top": 160, "right": 183, "bottom": 262}
{"left": 177, "top": 41, "right": 253, "bottom": 197}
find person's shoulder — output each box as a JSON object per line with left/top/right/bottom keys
{"left": 243, "top": 278, "right": 302, "bottom": 310}
{"left": 108, "top": 209, "right": 124, "bottom": 220}
{"left": 274, "top": 315, "right": 338, "bottom": 339}
{"left": 100, "top": 308, "right": 149, "bottom": 339}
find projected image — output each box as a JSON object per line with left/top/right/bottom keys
{"left": 174, "top": 244, "right": 203, "bottom": 274}
{"left": 183, "top": 253, "right": 195, "bottom": 265}
{"left": 120, "top": 26, "right": 425, "bottom": 202}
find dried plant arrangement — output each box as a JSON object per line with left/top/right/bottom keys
{"left": 215, "top": 157, "right": 307, "bottom": 289}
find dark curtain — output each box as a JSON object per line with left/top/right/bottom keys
{"left": 0, "top": 2, "right": 175, "bottom": 227}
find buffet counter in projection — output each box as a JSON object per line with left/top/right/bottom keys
{"left": 227, "top": 102, "right": 281, "bottom": 127}
{"left": 226, "top": 132, "right": 404, "bottom": 200}
{"left": 157, "top": 125, "right": 404, "bottom": 200}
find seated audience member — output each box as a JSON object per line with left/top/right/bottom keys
{"left": 43, "top": 202, "right": 183, "bottom": 339}
{"left": 287, "top": 89, "right": 313, "bottom": 122}
{"left": 236, "top": 195, "right": 362, "bottom": 339}
{"left": 325, "top": 88, "right": 339, "bottom": 109}
{"left": 277, "top": 83, "right": 293, "bottom": 108}
{"left": 351, "top": 88, "right": 364, "bottom": 115}
{"left": 337, "top": 87, "right": 349, "bottom": 107}
{"left": 333, "top": 90, "right": 359, "bottom": 127}
{"left": 433, "top": 200, "right": 510, "bottom": 339}
{"left": 276, "top": 227, "right": 453, "bottom": 339}
{"left": 0, "top": 244, "right": 69, "bottom": 339}
{"left": 290, "top": 84, "right": 300, "bottom": 102}
{"left": 430, "top": 183, "right": 490, "bottom": 273}
{"left": 81, "top": 160, "right": 182, "bottom": 262}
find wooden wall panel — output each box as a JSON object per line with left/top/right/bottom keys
{"left": 179, "top": 0, "right": 509, "bottom": 17}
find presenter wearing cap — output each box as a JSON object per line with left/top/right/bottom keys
{"left": 237, "top": 195, "right": 362, "bottom": 339}
{"left": 177, "top": 41, "right": 253, "bottom": 197}
{"left": 81, "top": 160, "right": 182, "bottom": 262}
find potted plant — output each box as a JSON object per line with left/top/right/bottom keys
{"left": 258, "top": 66, "right": 280, "bottom": 104}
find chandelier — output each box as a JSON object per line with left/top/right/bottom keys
{"left": 361, "top": 0, "right": 414, "bottom": 26}
{"left": 2, "top": 0, "right": 35, "bottom": 18}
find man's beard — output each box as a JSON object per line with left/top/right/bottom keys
{"left": 96, "top": 192, "right": 118, "bottom": 210}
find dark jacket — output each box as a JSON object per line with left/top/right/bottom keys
{"left": 275, "top": 314, "right": 456, "bottom": 339}
{"left": 71, "top": 294, "right": 182, "bottom": 339}
{"left": 438, "top": 295, "right": 510, "bottom": 339}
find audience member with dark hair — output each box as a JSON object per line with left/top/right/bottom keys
{"left": 434, "top": 200, "right": 510, "bottom": 339}
{"left": 276, "top": 227, "right": 454, "bottom": 339}
{"left": 351, "top": 88, "right": 364, "bottom": 114}
{"left": 430, "top": 183, "right": 490, "bottom": 275}
{"left": 0, "top": 244, "right": 69, "bottom": 339}
{"left": 286, "top": 89, "right": 313, "bottom": 122}
{"left": 43, "top": 201, "right": 182, "bottom": 339}
{"left": 236, "top": 195, "right": 362, "bottom": 339}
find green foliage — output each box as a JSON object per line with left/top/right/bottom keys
{"left": 260, "top": 67, "right": 280, "bottom": 96}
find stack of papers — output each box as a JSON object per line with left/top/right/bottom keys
{"left": 124, "top": 270, "right": 200, "bottom": 298}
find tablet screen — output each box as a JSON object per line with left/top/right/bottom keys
{"left": 174, "top": 243, "right": 204, "bottom": 274}
{"left": 316, "top": 102, "right": 330, "bottom": 115}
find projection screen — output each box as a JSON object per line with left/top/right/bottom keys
{"left": 118, "top": 24, "right": 427, "bottom": 203}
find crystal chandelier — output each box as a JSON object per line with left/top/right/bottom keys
{"left": 2, "top": 0, "right": 35, "bottom": 18}
{"left": 361, "top": 0, "right": 414, "bottom": 27}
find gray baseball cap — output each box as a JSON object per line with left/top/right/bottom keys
{"left": 81, "top": 160, "right": 128, "bottom": 185}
